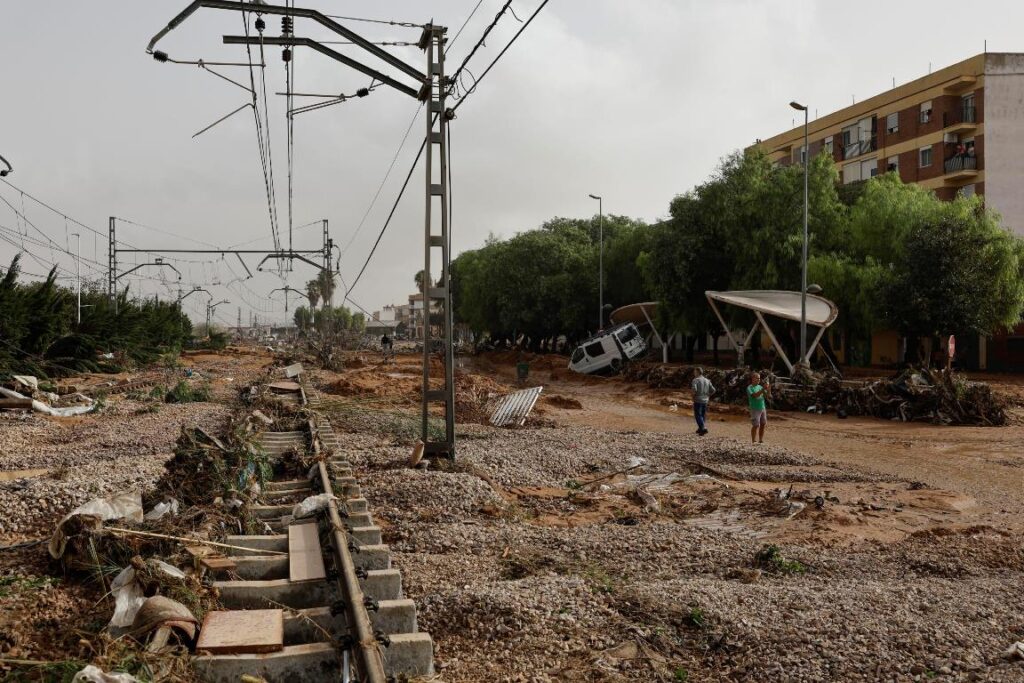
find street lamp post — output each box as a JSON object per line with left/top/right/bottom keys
{"left": 71, "top": 233, "right": 81, "bottom": 324}
{"left": 588, "top": 194, "right": 604, "bottom": 330}
{"left": 790, "top": 101, "right": 810, "bottom": 367}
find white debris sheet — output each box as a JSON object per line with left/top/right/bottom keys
{"left": 490, "top": 386, "right": 544, "bottom": 427}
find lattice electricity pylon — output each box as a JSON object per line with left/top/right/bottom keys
{"left": 419, "top": 24, "right": 455, "bottom": 458}
{"left": 145, "top": 2, "right": 457, "bottom": 459}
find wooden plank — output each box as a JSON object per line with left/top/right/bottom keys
{"left": 195, "top": 610, "right": 283, "bottom": 654}
{"left": 289, "top": 521, "right": 326, "bottom": 583}
{"left": 0, "top": 398, "right": 33, "bottom": 410}
{"left": 200, "top": 556, "right": 238, "bottom": 572}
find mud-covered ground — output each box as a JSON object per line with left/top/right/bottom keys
{"left": 318, "top": 350, "right": 1024, "bottom": 682}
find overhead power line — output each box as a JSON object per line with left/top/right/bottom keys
{"left": 447, "top": 0, "right": 517, "bottom": 96}
{"left": 344, "top": 134, "right": 428, "bottom": 298}
{"left": 343, "top": 101, "right": 424, "bottom": 254}
{"left": 448, "top": 0, "right": 488, "bottom": 51}
{"left": 453, "top": 0, "right": 551, "bottom": 112}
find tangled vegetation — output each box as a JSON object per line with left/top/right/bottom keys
{"left": 0, "top": 255, "right": 192, "bottom": 379}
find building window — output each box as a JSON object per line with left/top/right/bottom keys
{"left": 795, "top": 145, "right": 806, "bottom": 164}
{"left": 920, "top": 101, "right": 932, "bottom": 124}
{"left": 962, "top": 93, "right": 976, "bottom": 123}
{"left": 919, "top": 146, "right": 933, "bottom": 167}
{"left": 886, "top": 112, "right": 899, "bottom": 134}
{"left": 861, "top": 157, "right": 877, "bottom": 179}
{"left": 888, "top": 155, "right": 899, "bottom": 173}
{"left": 824, "top": 136, "right": 833, "bottom": 155}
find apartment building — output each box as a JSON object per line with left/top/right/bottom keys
{"left": 755, "top": 53, "right": 1024, "bottom": 369}
{"left": 759, "top": 52, "right": 1024, "bottom": 231}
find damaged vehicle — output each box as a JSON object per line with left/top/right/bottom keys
{"left": 568, "top": 322, "right": 647, "bottom": 375}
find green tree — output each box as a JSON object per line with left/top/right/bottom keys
{"left": 294, "top": 305, "right": 313, "bottom": 331}
{"left": 305, "top": 279, "right": 321, "bottom": 309}
{"left": 879, "top": 198, "right": 1024, "bottom": 342}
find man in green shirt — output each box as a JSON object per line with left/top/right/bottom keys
{"left": 747, "top": 372, "right": 771, "bottom": 444}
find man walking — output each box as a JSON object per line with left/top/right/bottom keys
{"left": 691, "top": 367, "right": 715, "bottom": 436}
{"left": 747, "top": 372, "right": 771, "bottom": 444}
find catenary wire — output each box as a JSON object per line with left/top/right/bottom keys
{"left": 342, "top": 102, "right": 424, "bottom": 254}
{"left": 452, "top": 0, "right": 551, "bottom": 113}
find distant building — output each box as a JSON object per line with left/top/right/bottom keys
{"left": 366, "top": 304, "right": 399, "bottom": 336}
{"left": 754, "top": 52, "right": 1024, "bottom": 369}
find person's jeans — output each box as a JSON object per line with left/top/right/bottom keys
{"left": 694, "top": 401, "right": 708, "bottom": 431}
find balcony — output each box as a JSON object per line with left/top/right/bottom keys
{"left": 942, "top": 75, "right": 977, "bottom": 94}
{"left": 842, "top": 135, "right": 877, "bottom": 161}
{"left": 944, "top": 154, "right": 978, "bottom": 182}
{"left": 942, "top": 105, "right": 978, "bottom": 135}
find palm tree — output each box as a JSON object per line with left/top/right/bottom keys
{"left": 414, "top": 269, "right": 427, "bottom": 294}
{"left": 316, "top": 270, "right": 336, "bottom": 307}
{"left": 305, "top": 279, "right": 321, "bottom": 309}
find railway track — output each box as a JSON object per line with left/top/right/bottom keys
{"left": 192, "top": 370, "right": 434, "bottom": 681}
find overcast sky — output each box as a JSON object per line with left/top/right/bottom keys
{"left": 2, "top": 1, "right": 1023, "bottom": 325}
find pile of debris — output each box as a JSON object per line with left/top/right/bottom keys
{"left": 0, "top": 374, "right": 96, "bottom": 416}
{"left": 773, "top": 367, "right": 1009, "bottom": 426}
{"left": 625, "top": 364, "right": 777, "bottom": 403}
{"left": 625, "top": 363, "right": 1007, "bottom": 426}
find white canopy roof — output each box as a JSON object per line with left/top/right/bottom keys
{"left": 609, "top": 301, "right": 659, "bottom": 327}
{"left": 705, "top": 290, "right": 838, "bottom": 327}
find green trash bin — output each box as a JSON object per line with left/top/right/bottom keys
{"left": 516, "top": 362, "right": 530, "bottom": 384}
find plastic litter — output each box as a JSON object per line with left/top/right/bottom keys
{"left": 49, "top": 490, "right": 144, "bottom": 558}
{"left": 292, "top": 493, "right": 338, "bottom": 519}
{"left": 11, "top": 375, "right": 39, "bottom": 392}
{"left": 130, "top": 595, "right": 198, "bottom": 641}
{"left": 109, "top": 567, "right": 146, "bottom": 629}
{"left": 0, "top": 385, "right": 95, "bottom": 417}
{"left": 636, "top": 487, "right": 660, "bottom": 512}
{"left": 144, "top": 499, "right": 179, "bottom": 521}
{"left": 1004, "top": 642, "right": 1024, "bottom": 661}
{"left": 71, "top": 665, "right": 140, "bottom": 683}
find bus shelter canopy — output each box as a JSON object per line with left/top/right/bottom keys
{"left": 705, "top": 290, "right": 838, "bottom": 374}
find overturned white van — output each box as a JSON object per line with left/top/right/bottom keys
{"left": 568, "top": 323, "right": 647, "bottom": 375}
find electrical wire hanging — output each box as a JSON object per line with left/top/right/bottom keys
{"left": 447, "top": 0, "right": 518, "bottom": 96}
{"left": 242, "top": 10, "right": 282, "bottom": 255}
{"left": 344, "top": 133, "right": 428, "bottom": 298}
{"left": 322, "top": 13, "right": 424, "bottom": 28}
{"left": 284, "top": 2, "right": 295, "bottom": 259}
{"left": 343, "top": 102, "right": 424, "bottom": 255}
{"left": 448, "top": 0, "right": 488, "bottom": 52}
{"left": 452, "top": 0, "right": 551, "bottom": 113}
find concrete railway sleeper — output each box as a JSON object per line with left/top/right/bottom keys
{"left": 194, "top": 374, "right": 433, "bottom": 681}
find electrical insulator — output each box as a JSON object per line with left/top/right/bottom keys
{"left": 254, "top": 16, "right": 265, "bottom": 32}
{"left": 356, "top": 88, "right": 369, "bottom": 98}
{"left": 281, "top": 16, "right": 293, "bottom": 35}
{"left": 282, "top": 48, "right": 291, "bottom": 63}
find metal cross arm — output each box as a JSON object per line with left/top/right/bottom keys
{"left": 177, "top": 286, "right": 211, "bottom": 304}
{"left": 270, "top": 285, "right": 311, "bottom": 312}
{"left": 223, "top": 36, "right": 420, "bottom": 99}
{"left": 116, "top": 261, "right": 183, "bottom": 281}
{"left": 147, "top": 0, "right": 424, "bottom": 83}
{"left": 255, "top": 251, "right": 322, "bottom": 272}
